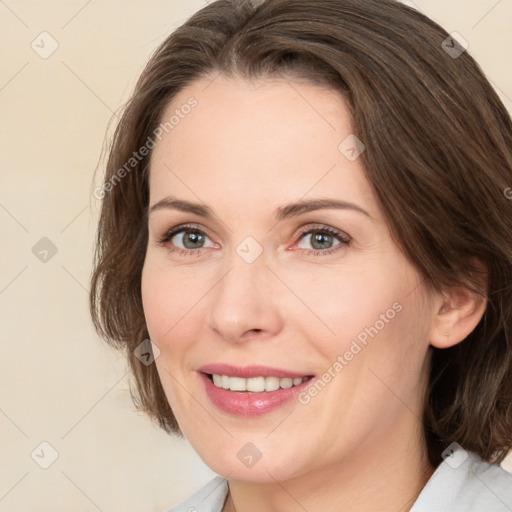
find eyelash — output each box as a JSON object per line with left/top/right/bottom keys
{"left": 156, "top": 223, "right": 351, "bottom": 257}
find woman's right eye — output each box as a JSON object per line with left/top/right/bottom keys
{"left": 157, "top": 224, "right": 216, "bottom": 255}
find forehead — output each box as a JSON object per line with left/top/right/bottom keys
{"left": 148, "top": 74, "right": 377, "bottom": 220}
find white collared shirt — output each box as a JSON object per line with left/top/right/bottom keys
{"left": 166, "top": 451, "right": 512, "bottom": 512}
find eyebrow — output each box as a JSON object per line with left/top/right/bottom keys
{"left": 147, "top": 196, "right": 374, "bottom": 222}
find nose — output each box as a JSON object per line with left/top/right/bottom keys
{"left": 206, "top": 255, "right": 284, "bottom": 344}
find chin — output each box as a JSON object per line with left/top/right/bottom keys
{"left": 193, "top": 441, "right": 302, "bottom": 483}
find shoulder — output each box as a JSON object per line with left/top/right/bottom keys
{"left": 411, "top": 450, "right": 512, "bottom": 512}
{"left": 164, "top": 476, "right": 229, "bottom": 512}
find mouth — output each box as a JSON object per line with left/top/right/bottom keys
{"left": 204, "top": 373, "right": 313, "bottom": 393}
{"left": 197, "top": 364, "right": 316, "bottom": 416}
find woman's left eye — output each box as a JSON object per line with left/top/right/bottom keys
{"left": 157, "top": 224, "right": 350, "bottom": 256}
{"left": 294, "top": 226, "right": 351, "bottom": 255}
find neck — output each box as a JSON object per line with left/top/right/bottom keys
{"left": 223, "top": 417, "right": 436, "bottom": 512}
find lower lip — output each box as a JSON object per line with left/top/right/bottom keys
{"left": 199, "top": 372, "right": 313, "bottom": 417}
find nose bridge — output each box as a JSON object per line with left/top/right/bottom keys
{"left": 206, "top": 244, "right": 282, "bottom": 342}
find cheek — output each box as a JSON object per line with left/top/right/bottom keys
{"left": 141, "top": 260, "right": 193, "bottom": 337}
{"left": 334, "top": 282, "right": 432, "bottom": 415}
{"left": 141, "top": 263, "right": 180, "bottom": 357}
{"left": 140, "top": 269, "right": 165, "bottom": 336}
{"left": 142, "top": 265, "right": 190, "bottom": 413}
{"left": 289, "top": 260, "right": 430, "bottom": 396}
{"left": 280, "top": 259, "right": 407, "bottom": 349}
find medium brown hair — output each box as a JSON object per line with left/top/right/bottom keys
{"left": 89, "top": 0, "right": 512, "bottom": 467}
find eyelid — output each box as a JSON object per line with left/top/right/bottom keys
{"left": 156, "top": 222, "right": 214, "bottom": 245}
{"left": 293, "top": 223, "right": 351, "bottom": 242}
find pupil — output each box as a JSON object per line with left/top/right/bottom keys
{"left": 312, "top": 232, "right": 332, "bottom": 250}
{"left": 184, "top": 231, "right": 204, "bottom": 248}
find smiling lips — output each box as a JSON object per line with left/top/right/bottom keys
{"left": 198, "top": 363, "right": 314, "bottom": 416}
{"left": 211, "top": 374, "right": 308, "bottom": 392}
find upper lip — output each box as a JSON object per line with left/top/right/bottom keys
{"left": 199, "top": 363, "right": 312, "bottom": 379}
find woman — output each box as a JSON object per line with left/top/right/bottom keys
{"left": 89, "top": 0, "right": 512, "bottom": 510}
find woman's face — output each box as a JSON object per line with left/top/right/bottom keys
{"left": 142, "top": 74, "right": 437, "bottom": 482}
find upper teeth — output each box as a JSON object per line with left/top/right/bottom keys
{"left": 211, "top": 374, "right": 307, "bottom": 392}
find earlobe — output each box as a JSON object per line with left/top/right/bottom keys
{"left": 429, "top": 285, "right": 488, "bottom": 349}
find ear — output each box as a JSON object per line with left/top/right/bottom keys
{"left": 429, "top": 283, "right": 487, "bottom": 349}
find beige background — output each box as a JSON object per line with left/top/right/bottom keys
{"left": 1, "top": 1, "right": 511, "bottom": 510}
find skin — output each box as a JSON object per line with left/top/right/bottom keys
{"left": 141, "top": 74, "right": 487, "bottom": 512}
